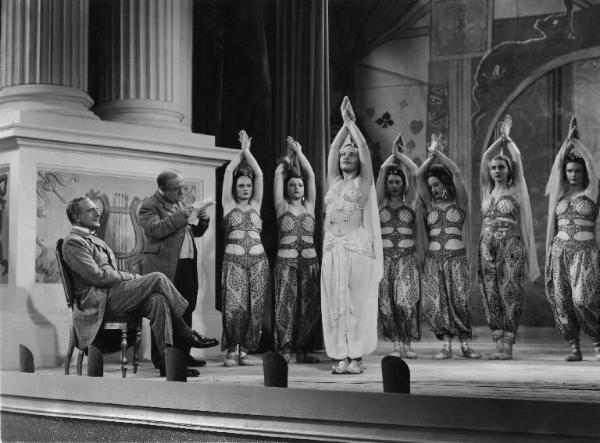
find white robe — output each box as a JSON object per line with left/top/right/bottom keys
{"left": 320, "top": 182, "right": 382, "bottom": 360}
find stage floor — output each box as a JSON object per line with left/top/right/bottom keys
{"left": 43, "top": 327, "right": 600, "bottom": 403}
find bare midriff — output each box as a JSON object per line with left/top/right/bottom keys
{"left": 381, "top": 226, "right": 415, "bottom": 248}
{"left": 277, "top": 235, "right": 317, "bottom": 258}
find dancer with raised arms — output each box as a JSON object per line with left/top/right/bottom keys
{"left": 417, "top": 134, "right": 480, "bottom": 360}
{"left": 221, "top": 130, "right": 268, "bottom": 367}
{"left": 376, "top": 132, "right": 421, "bottom": 358}
{"left": 321, "top": 96, "right": 383, "bottom": 374}
{"left": 273, "top": 136, "right": 321, "bottom": 364}
{"left": 545, "top": 118, "right": 600, "bottom": 362}
{"left": 478, "top": 115, "right": 539, "bottom": 360}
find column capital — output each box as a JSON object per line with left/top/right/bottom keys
{"left": 0, "top": 0, "right": 94, "bottom": 118}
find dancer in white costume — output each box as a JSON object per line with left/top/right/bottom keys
{"left": 321, "top": 96, "right": 383, "bottom": 375}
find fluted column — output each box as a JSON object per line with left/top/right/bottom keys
{"left": 0, "top": 0, "right": 97, "bottom": 118}
{"left": 448, "top": 58, "right": 473, "bottom": 204}
{"left": 92, "top": 0, "right": 193, "bottom": 130}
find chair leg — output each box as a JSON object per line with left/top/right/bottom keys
{"left": 133, "top": 325, "right": 142, "bottom": 374}
{"left": 120, "top": 327, "right": 128, "bottom": 378}
{"left": 65, "top": 327, "right": 76, "bottom": 375}
{"left": 76, "top": 350, "right": 84, "bottom": 376}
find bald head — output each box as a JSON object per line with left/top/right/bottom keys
{"left": 157, "top": 170, "right": 185, "bottom": 203}
{"left": 157, "top": 169, "right": 183, "bottom": 191}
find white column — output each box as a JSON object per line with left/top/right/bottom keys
{"left": 93, "top": 0, "right": 193, "bottom": 131}
{"left": 0, "top": 0, "right": 97, "bottom": 119}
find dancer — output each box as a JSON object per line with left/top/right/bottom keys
{"left": 545, "top": 117, "right": 600, "bottom": 361}
{"left": 418, "top": 134, "right": 480, "bottom": 359}
{"left": 376, "top": 132, "right": 421, "bottom": 358}
{"left": 478, "top": 115, "right": 539, "bottom": 360}
{"left": 321, "top": 96, "right": 383, "bottom": 374}
{"left": 273, "top": 136, "right": 321, "bottom": 364}
{"left": 221, "top": 130, "right": 268, "bottom": 366}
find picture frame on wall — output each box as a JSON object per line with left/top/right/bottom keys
{"left": 431, "top": 0, "right": 493, "bottom": 60}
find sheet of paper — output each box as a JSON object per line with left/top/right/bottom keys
{"left": 188, "top": 196, "right": 215, "bottom": 224}
{"left": 192, "top": 197, "right": 216, "bottom": 212}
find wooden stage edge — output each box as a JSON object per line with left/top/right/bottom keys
{"left": 1, "top": 370, "right": 599, "bottom": 442}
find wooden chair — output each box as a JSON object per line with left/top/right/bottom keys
{"left": 56, "top": 239, "right": 142, "bottom": 378}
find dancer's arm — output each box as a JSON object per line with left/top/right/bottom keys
{"left": 222, "top": 151, "right": 242, "bottom": 215}
{"left": 328, "top": 102, "right": 350, "bottom": 187}
{"left": 343, "top": 97, "right": 374, "bottom": 197}
{"left": 416, "top": 142, "right": 437, "bottom": 208}
{"left": 239, "top": 130, "right": 264, "bottom": 210}
{"left": 289, "top": 137, "right": 317, "bottom": 210}
{"left": 434, "top": 142, "right": 468, "bottom": 210}
{"left": 395, "top": 143, "right": 419, "bottom": 209}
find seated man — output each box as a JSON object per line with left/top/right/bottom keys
{"left": 62, "top": 196, "right": 218, "bottom": 376}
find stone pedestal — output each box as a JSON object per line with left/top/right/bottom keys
{"left": 0, "top": 111, "right": 236, "bottom": 369}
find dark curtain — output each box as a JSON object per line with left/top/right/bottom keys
{"left": 192, "top": 0, "right": 275, "bottom": 331}
{"left": 273, "top": 0, "right": 330, "bottom": 350}
{"left": 273, "top": 0, "right": 330, "bottom": 248}
{"left": 193, "top": 0, "right": 329, "bottom": 351}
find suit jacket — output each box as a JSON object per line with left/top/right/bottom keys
{"left": 139, "top": 190, "right": 209, "bottom": 280}
{"left": 62, "top": 229, "right": 138, "bottom": 349}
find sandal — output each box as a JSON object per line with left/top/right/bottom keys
{"left": 223, "top": 351, "right": 238, "bottom": 367}
{"left": 346, "top": 359, "right": 365, "bottom": 374}
{"left": 239, "top": 351, "right": 253, "bottom": 366}
{"left": 331, "top": 358, "right": 350, "bottom": 374}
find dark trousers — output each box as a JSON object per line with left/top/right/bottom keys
{"left": 151, "top": 259, "right": 199, "bottom": 367}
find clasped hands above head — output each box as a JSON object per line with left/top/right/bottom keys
{"left": 427, "top": 133, "right": 442, "bottom": 156}
{"left": 340, "top": 96, "right": 356, "bottom": 123}
{"left": 238, "top": 129, "right": 252, "bottom": 152}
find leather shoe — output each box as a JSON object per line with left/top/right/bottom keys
{"left": 187, "top": 355, "right": 207, "bottom": 367}
{"left": 186, "top": 331, "right": 219, "bottom": 349}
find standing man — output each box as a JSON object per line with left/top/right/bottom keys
{"left": 140, "top": 170, "right": 217, "bottom": 372}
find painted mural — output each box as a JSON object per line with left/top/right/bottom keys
{"left": 357, "top": 84, "right": 428, "bottom": 166}
{"left": 426, "top": 84, "right": 450, "bottom": 154}
{"left": 573, "top": 58, "right": 600, "bottom": 159}
{"left": 0, "top": 166, "right": 8, "bottom": 284}
{"left": 471, "top": 4, "right": 600, "bottom": 151}
{"left": 35, "top": 169, "right": 200, "bottom": 283}
{"left": 431, "top": 0, "right": 491, "bottom": 60}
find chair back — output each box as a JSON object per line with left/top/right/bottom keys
{"left": 55, "top": 238, "right": 76, "bottom": 309}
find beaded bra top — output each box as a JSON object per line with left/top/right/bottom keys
{"left": 427, "top": 204, "right": 465, "bottom": 246}
{"left": 555, "top": 195, "right": 598, "bottom": 238}
{"left": 482, "top": 194, "right": 520, "bottom": 222}
{"left": 277, "top": 211, "right": 316, "bottom": 251}
{"left": 324, "top": 182, "right": 363, "bottom": 224}
{"left": 223, "top": 207, "right": 264, "bottom": 254}
{"left": 380, "top": 205, "right": 416, "bottom": 257}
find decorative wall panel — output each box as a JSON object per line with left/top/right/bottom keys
{"left": 0, "top": 166, "right": 8, "bottom": 284}
{"left": 35, "top": 168, "right": 201, "bottom": 283}
{"left": 431, "top": 0, "right": 492, "bottom": 60}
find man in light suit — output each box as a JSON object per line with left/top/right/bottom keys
{"left": 62, "top": 196, "right": 218, "bottom": 376}
{"left": 139, "top": 170, "right": 216, "bottom": 370}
